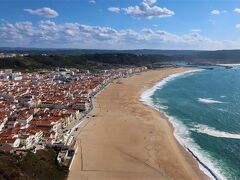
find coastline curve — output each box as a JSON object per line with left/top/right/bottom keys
{"left": 140, "top": 69, "right": 225, "bottom": 180}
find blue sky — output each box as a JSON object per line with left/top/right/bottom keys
{"left": 1, "top": 0, "right": 240, "bottom": 49}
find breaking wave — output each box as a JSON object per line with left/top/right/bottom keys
{"left": 192, "top": 124, "right": 240, "bottom": 139}
{"left": 198, "top": 98, "right": 224, "bottom": 104}
{"left": 140, "top": 69, "right": 226, "bottom": 180}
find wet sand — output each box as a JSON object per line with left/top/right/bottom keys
{"left": 68, "top": 68, "right": 209, "bottom": 180}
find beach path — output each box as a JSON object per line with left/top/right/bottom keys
{"left": 68, "top": 68, "right": 209, "bottom": 180}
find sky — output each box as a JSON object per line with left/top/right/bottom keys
{"left": 1, "top": 0, "right": 240, "bottom": 50}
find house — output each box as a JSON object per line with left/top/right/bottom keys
{"left": 15, "top": 110, "right": 33, "bottom": 125}
{"left": 0, "top": 134, "right": 21, "bottom": 148}
{"left": 0, "top": 112, "right": 8, "bottom": 131}
{"left": 19, "top": 129, "right": 43, "bottom": 149}
{"left": 5, "top": 120, "right": 18, "bottom": 129}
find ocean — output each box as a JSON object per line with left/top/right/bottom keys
{"left": 141, "top": 66, "right": 240, "bottom": 180}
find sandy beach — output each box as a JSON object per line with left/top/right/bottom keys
{"left": 68, "top": 67, "right": 209, "bottom": 180}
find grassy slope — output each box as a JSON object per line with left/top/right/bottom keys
{"left": 0, "top": 148, "right": 68, "bottom": 180}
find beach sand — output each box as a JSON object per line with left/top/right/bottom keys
{"left": 68, "top": 68, "right": 209, "bottom": 180}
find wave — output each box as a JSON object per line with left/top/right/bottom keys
{"left": 140, "top": 69, "right": 202, "bottom": 106}
{"left": 198, "top": 98, "right": 224, "bottom": 104}
{"left": 162, "top": 113, "right": 224, "bottom": 180}
{"left": 140, "top": 69, "right": 225, "bottom": 180}
{"left": 192, "top": 124, "right": 240, "bottom": 139}
{"left": 217, "top": 108, "right": 228, "bottom": 112}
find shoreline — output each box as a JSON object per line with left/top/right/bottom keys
{"left": 140, "top": 69, "right": 220, "bottom": 180}
{"left": 68, "top": 67, "right": 209, "bottom": 180}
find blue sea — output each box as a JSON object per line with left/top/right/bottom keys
{"left": 141, "top": 66, "right": 240, "bottom": 180}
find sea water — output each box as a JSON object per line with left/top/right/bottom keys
{"left": 141, "top": 66, "right": 240, "bottom": 180}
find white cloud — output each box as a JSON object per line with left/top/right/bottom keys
{"left": 24, "top": 7, "right": 59, "bottom": 18}
{"left": 191, "top": 29, "right": 201, "bottom": 33}
{"left": 211, "top": 9, "right": 220, "bottom": 15}
{"left": 143, "top": 0, "right": 157, "bottom": 5}
{"left": 89, "top": 0, "right": 96, "bottom": 4}
{"left": 234, "top": 8, "right": 240, "bottom": 14}
{"left": 235, "top": 24, "right": 240, "bottom": 29}
{"left": 108, "top": 7, "right": 120, "bottom": 13}
{"left": 108, "top": 0, "right": 174, "bottom": 19}
{"left": 0, "top": 20, "right": 240, "bottom": 50}
{"left": 0, "top": 18, "right": 6, "bottom": 22}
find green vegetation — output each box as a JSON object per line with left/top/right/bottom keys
{"left": 0, "top": 148, "right": 68, "bottom": 180}
{"left": 1, "top": 49, "right": 240, "bottom": 71}
{"left": 0, "top": 151, "right": 31, "bottom": 179}
{"left": 0, "top": 54, "right": 174, "bottom": 71}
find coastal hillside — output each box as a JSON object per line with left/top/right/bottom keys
{"left": 0, "top": 148, "right": 68, "bottom": 180}
{"left": 2, "top": 49, "right": 240, "bottom": 70}
{"left": 0, "top": 54, "right": 173, "bottom": 70}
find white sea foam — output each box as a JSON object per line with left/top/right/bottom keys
{"left": 192, "top": 124, "right": 240, "bottom": 139}
{"left": 140, "top": 69, "right": 201, "bottom": 106}
{"left": 220, "top": 96, "right": 226, "bottom": 98}
{"left": 198, "top": 98, "right": 224, "bottom": 104}
{"left": 165, "top": 114, "right": 224, "bottom": 180}
{"left": 218, "top": 108, "right": 228, "bottom": 112}
{"left": 140, "top": 69, "right": 226, "bottom": 180}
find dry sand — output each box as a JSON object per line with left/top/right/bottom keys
{"left": 68, "top": 68, "right": 209, "bottom": 180}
